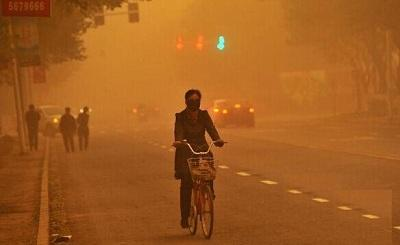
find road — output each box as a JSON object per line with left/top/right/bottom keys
{"left": 49, "top": 121, "right": 399, "bottom": 244}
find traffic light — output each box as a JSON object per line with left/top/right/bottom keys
{"left": 94, "top": 8, "right": 105, "bottom": 26}
{"left": 217, "top": 35, "right": 225, "bottom": 51}
{"left": 196, "top": 35, "right": 204, "bottom": 51}
{"left": 128, "top": 2, "right": 140, "bottom": 23}
{"left": 176, "top": 36, "right": 184, "bottom": 50}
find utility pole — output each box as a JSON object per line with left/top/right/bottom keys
{"left": 8, "top": 18, "right": 27, "bottom": 154}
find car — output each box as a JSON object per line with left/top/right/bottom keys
{"left": 209, "top": 99, "right": 255, "bottom": 127}
{"left": 37, "top": 105, "right": 65, "bottom": 136}
{"left": 130, "top": 104, "right": 160, "bottom": 123}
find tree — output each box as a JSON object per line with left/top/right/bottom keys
{"left": 282, "top": 0, "right": 400, "bottom": 115}
{"left": 0, "top": 0, "right": 125, "bottom": 84}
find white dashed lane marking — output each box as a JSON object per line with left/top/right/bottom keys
{"left": 394, "top": 226, "right": 400, "bottom": 230}
{"left": 337, "top": 206, "right": 352, "bottom": 211}
{"left": 161, "top": 145, "right": 167, "bottom": 149}
{"left": 260, "top": 180, "right": 278, "bottom": 185}
{"left": 288, "top": 189, "right": 302, "bottom": 194}
{"left": 218, "top": 165, "right": 229, "bottom": 169}
{"left": 236, "top": 172, "right": 251, "bottom": 177}
{"left": 168, "top": 148, "right": 175, "bottom": 152}
{"left": 312, "top": 198, "right": 329, "bottom": 203}
{"left": 362, "top": 214, "right": 380, "bottom": 220}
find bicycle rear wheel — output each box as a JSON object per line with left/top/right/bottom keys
{"left": 200, "top": 185, "right": 214, "bottom": 239}
{"left": 188, "top": 189, "right": 198, "bottom": 235}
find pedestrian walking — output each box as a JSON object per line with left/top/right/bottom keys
{"left": 77, "top": 106, "right": 90, "bottom": 151}
{"left": 25, "top": 104, "right": 41, "bottom": 151}
{"left": 59, "top": 107, "right": 76, "bottom": 153}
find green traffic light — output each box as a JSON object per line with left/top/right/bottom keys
{"left": 217, "top": 35, "right": 225, "bottom": 51}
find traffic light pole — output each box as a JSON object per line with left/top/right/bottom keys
{"left": 8, "top": 18, "right": 27, "bottom": 154}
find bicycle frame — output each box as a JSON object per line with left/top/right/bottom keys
{"left": 178, "top": 140, "right": 217, "bottom": 239}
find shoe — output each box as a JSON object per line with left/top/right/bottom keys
{"left": 180, "top": 218, "right": 189, "bottom": 228}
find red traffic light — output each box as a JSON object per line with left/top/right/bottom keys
{"left": 196, "top": 35, "right": 204, "bottom": 51}
{"left": 176, "top": 36, "right": 184, "bottom": 50}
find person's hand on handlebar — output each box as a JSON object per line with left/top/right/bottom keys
{"left": 214, "top": 139, "right": 225, "bottom": 147}
{"left": 172, "top": 140, "right": 185, "bottom": 147}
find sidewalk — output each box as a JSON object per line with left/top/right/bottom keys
{"left": 0, "top": 139, "right": 45, "bottom": 244}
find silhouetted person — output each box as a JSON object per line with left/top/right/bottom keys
{"left": 25, "top": 104, "right": 41, "bottom": 151}
{"left": 173, "top": 89, "right": 225, "bottom": 229}
{"left": 77, "top": 106, "right": 90, "bottom": 151}
{"left": 59, "top": 107, "right": 76, "bottom": 153}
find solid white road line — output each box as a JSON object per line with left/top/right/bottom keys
{"left": 288, "top": 189, "right": 302, "bottom": 194}
{"left": 36, "top": 138, "right": 50, "bottom": 245}
{"left": 337, "top": 206, "right": 352, "bottom": 211}
{"left": 260, "top": 180, "right": 278, "bottom": 185}
{"left": 236, "top": 172, "right": 251, "bottom": 177}
{"left": 312, "top": 198, "right": 330, "bottom": 203}
{"left": 362, "top": 214, "right": 380, "bottom": 220}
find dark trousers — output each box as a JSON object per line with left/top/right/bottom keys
{"left": 62, "top": 133, "right": 75, "bottom": 152}
{"left": 180, "top": 174, "right": 214, "bottom": 220}
{"left": 180, "top": 174, "right": 193, "bottom": 220}
{"left": 27, "top": 128, "right": 38, "bottom": 151}
{"left": 78, "top": 128, "right": 89, "bottom": 151}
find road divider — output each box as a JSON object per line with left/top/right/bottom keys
{"left": 260, "top": 180, "right": 278, "bottom": 185}
{"left": 337, "top": 206, "right": 352, "bottom": 211}
{"left": 236, "top": 172, "right": 251, "bottom": 177}
{"left": 36, "top": 138, "right": 50, "bottom": 245}
{"left": 362, "top": 214, "right": 380, "bottom": 220}
{"left": 312, "top": 198, "right": 329, "bottom": 203}
{"left": 288, "top": 189, "right": 302, "bottom": 194}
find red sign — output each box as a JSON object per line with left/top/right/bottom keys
{"left": 33, "top": 66, "right": 46, "bottom": 83}
{"left": 2, "top": 0, "right": 51, "bottom": 17}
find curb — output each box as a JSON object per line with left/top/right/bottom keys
{"left": 36, "top": 137, "right": 50, "bottom": 245}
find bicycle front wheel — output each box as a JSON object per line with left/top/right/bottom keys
{"left": 200, "top": 185, "right": 214, "bottom": 239}
{"left": 188, "top": 189, "right": 198, "bottom": 235}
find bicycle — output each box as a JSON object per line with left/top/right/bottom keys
{"left": 177, "top": 140, "right": 221, "bottom": 239}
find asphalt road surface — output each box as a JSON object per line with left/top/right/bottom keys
{"left": 50, "top": 122, "right": 398, "bottom": 244}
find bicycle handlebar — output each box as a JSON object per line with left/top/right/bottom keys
{"left": 174, "top": 140, "right": 225, "bottom": 155}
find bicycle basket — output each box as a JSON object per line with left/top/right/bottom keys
{"left": 187, "top": 157, "right": 217, "bottom": 181}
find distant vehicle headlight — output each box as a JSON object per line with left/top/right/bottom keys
{"left": 222, "top": 109, "right": 228, "bottom": 114}
{"left": 234, "top": 104, "right": 241, "bottom": 109}
{"left": 80, "top": 108, "right": 93, "bottom": 113}
{"left": 249, "top": 108, "right": 255, "bottom": 113}
{"left": 53, "top": 118, "right": 59, "bottom": 123}
{"left": 213, "top": 108, "right": 220, "bottom": 113}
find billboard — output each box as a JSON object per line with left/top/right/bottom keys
{"left": 2, "top": 0, "right": 51, "bottom": 17}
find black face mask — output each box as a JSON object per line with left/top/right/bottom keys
{"left": 186, "top": 99, "right": 200, "bottom": 111}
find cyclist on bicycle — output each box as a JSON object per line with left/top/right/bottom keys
{"left": 173, "top": 89, "right": 225, "bottom": 228}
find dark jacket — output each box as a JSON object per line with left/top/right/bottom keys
{"left": 77, "top": 113, "right": 89, "bottom": 134}
{"left": 59, "top": 114, "right": 76, "bottom": 135}
{"left": 25, "top": 110, "right": 40, "bottom": 130}
{"left": 174, "top": 109, "right": 221, "bottom": 173}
